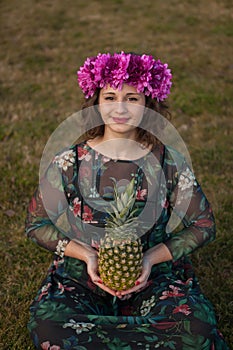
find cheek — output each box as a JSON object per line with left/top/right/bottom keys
{"left": 99, "top": 103, "right": 114, "bottom": 118}
{"left": 129, "top": 105, "right": 145, "bottom": 121}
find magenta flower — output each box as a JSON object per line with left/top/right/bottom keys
{"left": 77, "top": 51, "right": 172, "bottom": 101}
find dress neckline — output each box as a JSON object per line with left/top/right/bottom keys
{"left": 84, "top": 140, "right": 157, "bottom": 162}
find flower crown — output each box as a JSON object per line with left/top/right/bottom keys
{"left": 77, "top": 51, "right": 172, "bottom": 101}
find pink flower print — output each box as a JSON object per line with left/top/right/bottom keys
{"left": 91, "top": 239, "right": 100, "bottom": 250}
{"left": 29, "top": 196, "right": 37, "bottom": 213}
{"left": 72, "top": 198, "right": 81, "bottom": 217}
{"left": 173, "top": 304, "right": 192, "bottom": 315}
{"left": 83, "top": 205, "right": 93, "bottom": 222}
{"left": 41, "top": 341, "right": 60, "bottom": 350}
{"left": 52, "top": 257, "right": 64, "bottom": 270}
{"left": 136, "top": 188, "right": 147, "bottom": 200}
{"left": 38, "top": 283, "right": 52, "bottom": 301}
{"left": 78, "top": 147, "right": 91, "bottom": 161}
{"left": 175, "top": 278, "right": 193, "bottom": 287}
{"left": 41, "top": 342, "right": 50, "bottom": 350}
{"left": 194, "top": 218, "right": 213, "bottom": 228}
{"left": 57, "top": 282, "right": 75, "bottom": 294}
{"left": 159, "top": 285, "right": 185, "bottom": 300}
{"left": 161, "top": 198, "right": 169, "bottom": 209}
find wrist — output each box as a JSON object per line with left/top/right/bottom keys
{"left": 64, "top": 240, "right": 97, "bottom": 262}
{"left": 144, "top": 243, "right": 173, "bottom": 266}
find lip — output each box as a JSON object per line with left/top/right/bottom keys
{"left": 112, "top": 117, "right": 130, "bottom": 124}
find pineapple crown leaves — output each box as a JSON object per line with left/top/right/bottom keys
{"left": 106, "top": 177, "right": 139, "bottom": 227}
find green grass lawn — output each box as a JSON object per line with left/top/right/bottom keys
{"left": 0, "top": 0, "right": 232, "bottom": 348}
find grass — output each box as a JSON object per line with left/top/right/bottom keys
{"left": 0, "top": 0, "right": 232, "bottom": 348}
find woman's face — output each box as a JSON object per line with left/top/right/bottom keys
{"left": 98, "top": 84, "right": 146, "bottom": 139}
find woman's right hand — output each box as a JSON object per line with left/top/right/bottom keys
{"left": 85, "top": 253, "right": 117, "bottom": 296}
{"left": 65, "top": 240, "right": 117, "bottom": 296}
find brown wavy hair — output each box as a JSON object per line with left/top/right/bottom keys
{"left": 78, "top": 88, "right": 171, "bottom": 147}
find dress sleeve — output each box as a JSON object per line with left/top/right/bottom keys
{"left": 164, "top": 151, "right": 216, "bottom": 261}
{"left": 25, "top": 152, "right": 73, "bottom": 257}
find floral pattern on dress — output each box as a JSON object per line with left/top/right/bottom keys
{"left": 55, "top": 239, "right": 69, "bottom": 258}
{"left": 63, "top": 320, "right": 95, "bottom": 334}
{"left": 53, "top": 150, "right": 76, "bottom": 171}
{"left": 25, "top": 142, "right": 229, "bottom": 350}
{"left": 70, "top": 197, "right": 81, "bottom": 217}
{"left": 77, "top": 146, "right": 92, "bottom": 161}
{"left": 159, "top": 285, "right": 185, "bottom": 300}
{"left": 178, "top": 167, "right": 197, "bottom": 191}
{"left": 173, "top": 304, "right": 192, "bottom": 315}
{"left": 41, "top": 341, "right": 60, "bottom": 350}
{"left": 140, "top": 295, "right": 156, "bottom": 316}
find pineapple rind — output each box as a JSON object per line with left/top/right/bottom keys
{"left": 98, "top": 239, "right": 143, "bottom": 290}
{"left": 98, "top": 178, "right": 143, "bottom": 291}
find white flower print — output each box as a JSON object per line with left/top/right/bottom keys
{"left": 63, "top": 319, "right": 95, "bottom": 334}
{"left": 54, "top": 150, "right": 75, "bottom": 171}
{"left": 178, "top": 167, "right": 197, "bottom": 191}
{"left": 55, "top": 239, "right": 69, "bottom": 258}
{"left": 140, "top": 295, "right": 156, "bottom": 316}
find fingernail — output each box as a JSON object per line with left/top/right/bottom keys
{"left": 97, "top": 279, "right": 103, "bottom": 284}
{"left": 135, "top": 281, "right": 140, "bottom": 286}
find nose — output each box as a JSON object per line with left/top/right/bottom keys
{"left": 115, "top": 102, "right": 128, "bottom": 114}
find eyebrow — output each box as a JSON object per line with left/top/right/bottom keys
{"left": 102, "top": 92, "right": 141, "bottom": 96}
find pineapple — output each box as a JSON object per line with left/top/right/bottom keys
{"left": 98, "top": 178, "right": 143, "bottom": 291}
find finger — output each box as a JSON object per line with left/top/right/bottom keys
{"left": 88, "top": 271, "right": 101, "bottom": 284}
{"left": 135, "top": 273, "right": 149, "bottom": 285}
{"left": 135, "top": 265, "right": 151, "bottom": 284}
{"left": 119, "top": 280, "right": 147, "bottom": 296}
{"left": 95, "top": 281, "right": 116, "bottom": 296}
{"left": 89, "top": 272, "right": 116, "bottom": 295}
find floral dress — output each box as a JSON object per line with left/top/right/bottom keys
{"left": 25, "top": 142, "right": 229, "bottom": 350}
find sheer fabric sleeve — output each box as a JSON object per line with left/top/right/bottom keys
{"left": 25, "top": 154, "right": 73, "bottom": 257}
{"left": 164, "top": 149, "right": 216, "bottom": 261}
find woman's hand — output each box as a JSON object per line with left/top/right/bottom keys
{"left": 85, "top": 253, "right": 117, "bottom": 296}
{"left": 116, "top": 243, "right": 173, "bottom": 298}
{"left": 64, "top": 241, "right": 172, "bottom": 298}
{"left": 116, "top": 251, "right": 153, "bottom": 298}
{"left": 64, "top": 240, "right": 117, "bottom": 296}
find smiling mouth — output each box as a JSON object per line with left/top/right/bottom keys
{"left": 112, "top": 117, "right": 130, "bottom": 124}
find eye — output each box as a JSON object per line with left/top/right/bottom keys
{"left": 104, "top": 96, "right": 115, "bottom": 101}
{"left": 127, "top": 97, "right": 139, "bottom": 102}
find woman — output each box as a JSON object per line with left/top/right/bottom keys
{"left": 26, "top": 52, "right": 229, "bottom": 349}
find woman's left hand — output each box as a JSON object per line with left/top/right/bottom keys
{"left": 116, "top": 243, "right": 173, "bottom": 298}
{"left": 116, "top": 252, "right": 153, "bottom": 298}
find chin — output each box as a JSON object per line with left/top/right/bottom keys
{"left": 112, "top": 125, "right": 136, "bottom": 134}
